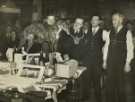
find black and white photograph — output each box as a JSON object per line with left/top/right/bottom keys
{"left": 0, "top": 0, "right": 135, "bottom": 102}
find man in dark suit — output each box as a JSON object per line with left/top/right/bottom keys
{"left": 57, "top": 17, "right": 86, "bottom": 63}
{"left": 80, "top": 15, "right": 109, "bottom": 102}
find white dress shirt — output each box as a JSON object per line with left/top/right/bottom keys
{"left": 102, "top": 26, "right": 134, "bottom": 65}
{"left": 92, "top": 26, "right": 100, "bottom": 35}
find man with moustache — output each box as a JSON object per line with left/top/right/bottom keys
{"left": 69, "top": 17, "right": 86, "bottom": 62}
{"left": 58, "top": 17, "right": 86, "bottom": 62}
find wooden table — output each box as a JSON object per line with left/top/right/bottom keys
{"left": 34, "top": 66, "right": 87, "bottom": 102}
{"left": 0, "top": 61, "right": 86, "bottom": 102}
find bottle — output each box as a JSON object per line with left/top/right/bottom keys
{"left": 39, "top": 49, "right": 45, "bottom": 66}
{"left": 9, "top": 47, "right": 17, "bottom": 75}
{"left": 13, "top": 47, "right": 17, "bottom": 62}
{"left": 13, "top": 47, "right": 18, "bottom": 74}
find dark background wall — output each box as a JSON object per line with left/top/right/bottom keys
{"left": 0, "top": 0, "right": 135, "bottom": 27}
{"left": 41, "top": 0, "right": 135, "bottom": 20}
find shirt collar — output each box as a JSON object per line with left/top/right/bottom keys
{"left": 117, "top": 25, "right": 123, "bottom": 33}
{"left": 92, "top": 26, "right": 100, "bottom": 33}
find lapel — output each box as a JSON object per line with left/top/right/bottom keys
{"left": 91, "top": 27, "right": 100, "bottom": 36}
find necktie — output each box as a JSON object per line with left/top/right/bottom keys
{"left": 92, "top": 28, "right": 96, "bottom": 35}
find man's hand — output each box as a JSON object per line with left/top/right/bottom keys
{"left": 73, "top": 72, "right": 79, "bottom": 79}
{"left": 63, "top": 54, "right": 70, "bottom": 61}
{"left": 124, "top": 62, "right": 131, "bottom": 73}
